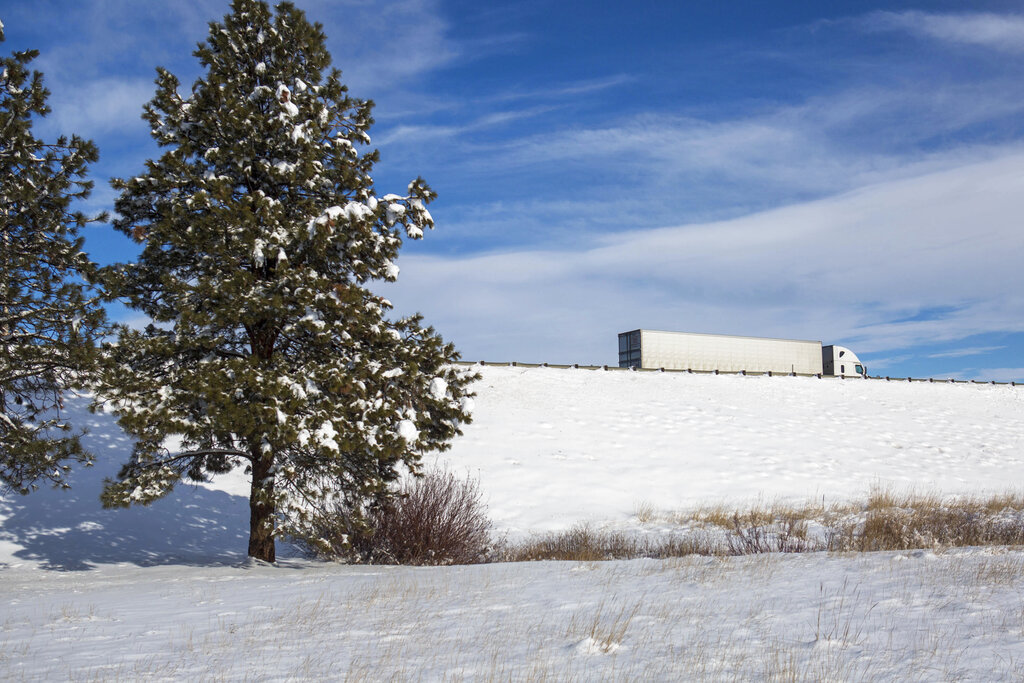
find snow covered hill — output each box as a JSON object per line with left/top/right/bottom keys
{"left": 443, "top": 365, "right": 1024, "bottom": 537}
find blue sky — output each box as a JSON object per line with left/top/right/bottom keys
{"left": 4, "top": 0, "right": 1024, "bottom": 379}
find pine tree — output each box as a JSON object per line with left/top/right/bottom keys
{"left": 0, "top": 21, "right": 106, "bottom": 493}
{"left": 98, "top": 0, "right": 475, "bottom": 562}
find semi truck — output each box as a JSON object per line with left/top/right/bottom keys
{"left": 617, "top": 329, "right": 867, "bottom": 377}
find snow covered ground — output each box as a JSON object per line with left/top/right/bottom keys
{"left": 2, "top": 365, "right": 1024, "bottom": 680}
{"left": 6, "top": 550, "right": 1024, "bottom": 680}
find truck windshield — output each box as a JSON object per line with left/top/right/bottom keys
{"left": 855, "top": 364, "right": 864, "bottom": 375}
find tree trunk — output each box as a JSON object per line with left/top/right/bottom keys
{"left": 248, "top": 449, "right": 276, "bottom": 562}
{"left": 246, "top": 317, "right": 279, "bottom": 562}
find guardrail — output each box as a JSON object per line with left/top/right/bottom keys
{"left": 454, "top": 360, "right": 1020, "bottom": 387}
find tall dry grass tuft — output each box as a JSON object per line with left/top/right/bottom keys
{"left": 568, "top": 600, "right": 642, "bottom": 654}
{"left": 830, "top": 489, "right": 1024, "bottom": 552}
{"left": 501, "top": 525, "right": 646, "bottom": 562}
{"left": 500, "top": 525, "right": 728, "bottom": 562}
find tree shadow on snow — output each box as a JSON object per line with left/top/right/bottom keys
{"left": 0, "top": 395, "right": 254, "bottom": 571}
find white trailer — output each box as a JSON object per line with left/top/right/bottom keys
{"left": 617, "top": 329, "right": 866, "bottom": 377}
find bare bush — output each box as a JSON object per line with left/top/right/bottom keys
{"left": 296, "top": 468, "right": 493, "bottom": 566}
{"left": 727, "top": 514, "right": 823, "bottom": 555}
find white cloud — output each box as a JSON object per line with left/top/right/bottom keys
{"left": 25, "top": 0, "right": 459, "bottom": 112}
{"left": 382, "top": 152, "right": 1024, "bottom": 364}
{"left": 868, "top": 11, "right": 1024, "bottom": 53}
{"left": 293, "top": 0, "right": 458, "bottom": 93}
{"left": 927, "top": 346, "right": 1005, "bottom": 359}
{"left": 376, "top": 106, "right": 554, "bottom": 146}
{"left": 484, "top": 75, "right": 635, "bottom": 104}
{"left": 468, "top": 82, "right": 1024, "bottom": 198}
{"left": 42, "top": 78, "right": 154, "bottom": 138}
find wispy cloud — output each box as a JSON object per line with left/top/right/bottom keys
{"left": 385, "top": 69, "right": 1024, "bottom": 250}
{"left": 928, "top": 346, "right": 1005, "bottom": 359}
{"left": 866, "top": 11, "right": 1024, "bottom": 53}
{"left": 41, "top": 78, "right": 154, "bottom": 139}
{"left": 376, "top": 105, "right": 556, "bottom": 146}
{"left": 484, "top": 75, "right": 636, "bottom": 104}
{"left": 318, "top": 0, "right": 457, "bottom": 90}
{"left": 16, "top": 0, "right": 461, "bottom": 125}
{"left": 474, "top": 81, "right": 1024, "bottom": 190}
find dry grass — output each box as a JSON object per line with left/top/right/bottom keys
{"left": 829, "top": 487, "right": 1024, "bottom": 552}
{"left": 499, "top": 524, "right": 726, "bottom": 562}
{"left": 670, "top": 498, "right": 837, "bottom": 532}
{"left": 633, "top": 500, "right": 657, "bottom": 524}
{"left": 507, "top": 488, "right": 1024, "bottom": 562}
{"left": 970, "top": 555, "right": 1024, "bottom": 586}
{"left": 567, "top": 600, "right": 642, "bottom": 654}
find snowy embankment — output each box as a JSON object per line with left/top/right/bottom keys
{"left": 3, "top": 365, "right": 1024, "bottom": 680}
{"left": 445, "top": 366, "right": 1024, "bottom": 537}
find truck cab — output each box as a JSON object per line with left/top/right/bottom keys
{"left": 822, "top": 345, "right": 866, "bottom": 377}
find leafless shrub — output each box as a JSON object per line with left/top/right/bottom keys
{"left": 651, "top": 534, "right": 728, "bottom": 558}
{"left": 297, "top": 468, "right": 493, "bottom": 566}
{"left": 727, "top": 514, "right": 823, "bottom": 555}
{"left": 363, "top": 468, "right": 493, "bottom": 565}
